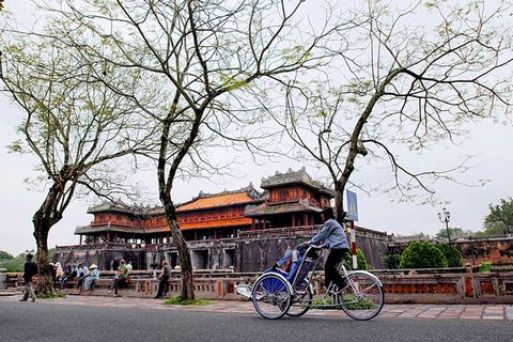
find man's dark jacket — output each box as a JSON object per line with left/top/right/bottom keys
{"left": 23, "top": 261, "right": 38, "bottom": 282}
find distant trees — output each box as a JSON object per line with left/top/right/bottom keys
{"left": 436, "top": 227, "right": 468, "bottom": 239}
{"left": 482, "top": 198, "right": 513, "bottom": 235}
{"left": 0, "top": 251, "right": 25, "bottom": 272}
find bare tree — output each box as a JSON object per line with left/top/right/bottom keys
{"left": 0, "top": 29, "right": 154, "bottom": 292}
{"left": 267, "top": 0, "right": 513, "bottom": 222}
{"left": 34, "top": 0, "right": 355, "bottom": 299}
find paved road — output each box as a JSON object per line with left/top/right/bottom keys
{"left": 1, "top": 301, "right": 512, "bottom": 342}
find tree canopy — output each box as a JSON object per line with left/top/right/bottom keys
{"left": 482, "top": 198, "right": 513, "bottom": 236}
{"left": 267, "top": 0, "right": 513, "bottom": 221}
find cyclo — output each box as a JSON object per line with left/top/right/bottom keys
{"left": 249, "top": 244, "right": 384, "bottom": 320}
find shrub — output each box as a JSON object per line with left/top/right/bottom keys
{"left": 384, "top": 254, "right": 402, "bottom": 269}
{"left": 399, "top": 240, "right": 448, "bottom": 269}
{"left": 436, "top": 244, "right": 463, "bottom": 267}
{"left": 479, "top": 261, "right": 492, "bottom": 273}
{"left": 344, "top": 248, "right": 369, "bottom": 270}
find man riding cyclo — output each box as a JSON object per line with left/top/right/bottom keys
{"left": 305, "top": 207, "right": 350, "bottom": 294}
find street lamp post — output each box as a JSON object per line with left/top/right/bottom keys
{"left": 438, "top": 208, "right": 451, "bottom": 244}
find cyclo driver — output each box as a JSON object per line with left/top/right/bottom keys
{"left": 306, "top": 207, "right": 349, "bottom": 294}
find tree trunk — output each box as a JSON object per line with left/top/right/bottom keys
{"left": 31, "top": 183, "right": 66, "bottom": 295}
{"left": 32, "top": 215, "right": 55, "bottom": 295}
{"left": 160, "top": 196, "right": 195, "bottom": 300}
{"left": 334, "top": 181, "right": 345, "bottom": 224}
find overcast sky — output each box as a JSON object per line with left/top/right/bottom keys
{"left": 1, "top": 1, "right": 513, "bottom": 256}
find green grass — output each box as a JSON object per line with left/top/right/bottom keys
{"left": 37, "top": 292, "right": 66, "bottom": 299}
{"left": 164, "top": 295, "right": 214, "bottom": 306}
{"left": 309, "top": 295, "right": 375, "bottom": 310}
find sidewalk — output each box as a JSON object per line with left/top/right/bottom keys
{"left": 1, "top": 294, "right": 512, "bottom": 321}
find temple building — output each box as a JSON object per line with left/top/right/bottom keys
{"left": 245, "top": 168, "right": 334, "bottom": 228}
{"left": 59, "top": 168, "right": 389, "bottom": 271}
{"left": 75, "top": 168, "right": 334, "bottom": 245}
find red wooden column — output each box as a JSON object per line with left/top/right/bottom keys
{"left": 292, "top": 214, "right": 296, "bottom": 227}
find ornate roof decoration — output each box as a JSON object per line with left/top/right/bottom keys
{"left": 260, "top": 167, "right": 335, "bottom": 197}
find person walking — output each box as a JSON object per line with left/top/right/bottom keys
{"left": 306, "top": 207, "right": 350, "bottom": 294}
{"left": 20, "top": 253, "right": 38, "bottom": 302}
{"left": 154, "top": 260, "right": 172, "bottom": 299}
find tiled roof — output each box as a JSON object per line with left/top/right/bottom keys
{"left": 75, "top": 225, "right": 148, "bottom": 235}
{"left": 261, "top": 167, "right": 335, "bottom": 197}
{"left": 176, "top": 190, "right": 262, "bottom": 212}
{"left": 179, "top": 217, "right": 252, "bottom": 231}
{"left": 244, "top": 200, "right": 323, "bottom": 217}
{"left": 76, "top": 217, "right": 252, "bottom": 235}
{"left": 88, "top": 185, "right": 264, "bottom": 215}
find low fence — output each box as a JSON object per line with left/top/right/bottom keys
{"left": 3, "top": 267, "right": 513, "bottom": 304}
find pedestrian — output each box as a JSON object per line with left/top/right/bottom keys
{"left": 76, "top": 261, "right": 89, "bottom": 294}
{"left": 20, "top": 253, "right": 38, "bottom": 302}
{"left": 306, "top": 207, "right": 350, "bottom": 294}
{"left": 83, "top": 264, "right": 100, "bottom": 294}
{"left": 54, "top": 262, "right": 64, "bottom": 280}
{"left": 126, "top": 261, "right": 133, "bottom": 273}
{"left": 108, "top": 259, "right": 129, "bottom": 296}
{"left": 154, "top": 260, "right": 172, "bottom": 299}
{"left": 60, "top": 263, "right": 76, "bottom": 289}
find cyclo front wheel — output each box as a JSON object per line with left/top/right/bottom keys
{"left": 339, "top": 271, "right": 384, "bottom": 321}
{"left": 286, "top": 280, "right": 312, "bottom": 317}
{"left": 252, "top": 273, "right": 292, "bottom": 320}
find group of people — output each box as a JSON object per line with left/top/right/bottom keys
{"left": 54, "top": 261, "right": 101, "bottom": 294}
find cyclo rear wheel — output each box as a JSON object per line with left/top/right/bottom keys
{"left": 252, "top": 273, "right": 292, "bottom": 320}
{"left": 339, "top": 271, "right": 384, "bottom": 321}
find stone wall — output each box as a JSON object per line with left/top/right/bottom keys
{"left": 457, "top": 236, "right": 513, "bottom": 265}
{"left": 55, "top": 227, "right": 389, "bottom": 272}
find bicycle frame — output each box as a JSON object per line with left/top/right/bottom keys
{"left": 290, "top": 245, "right": 383, "bottom": 309}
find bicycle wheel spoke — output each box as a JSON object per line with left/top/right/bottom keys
{"left": 340, "top": 272, "right": 384, "bottom": 321}
{"left": 252, "top": 274, "right": 292, "bottom": 320}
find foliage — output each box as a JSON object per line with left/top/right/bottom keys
{"left": 0, "top": 22, "right": 152, "bottom": 268}
{"left": 0, "top": 250, "right": 14, "bottom": 262}
{"left": 384, "top": 254, "right": 402, "bottom": 269}
{"left": 164, "top": 295, "right": 213, "bottom": 306}
{"left": 271, "top": 0, "right": 513, "bottom": 221}
{"left": 36, "top": 292, "right": 66, "bottom": 299}
{"left": 344, "top": 248, "right": 369, "bottom": 270}
{"left": 33, "top": 0, "right": 347, "bottom": 300}
{"left": 399, "top": 241, "right": 448, "bottom": 269}
{"left": 436, "top": 227, "right": 467, "bottom": 239}
{"left": 482, "top": 198, "right": 513, "bottom": 235}
{"left": 0, "top": 253, "right": 25, "bottom": 272}
{"left": 436, "top": 244, "right": 463, "bottom": 268}
{"left": 479, "top": 261, "right": 492, "bottom": 273}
